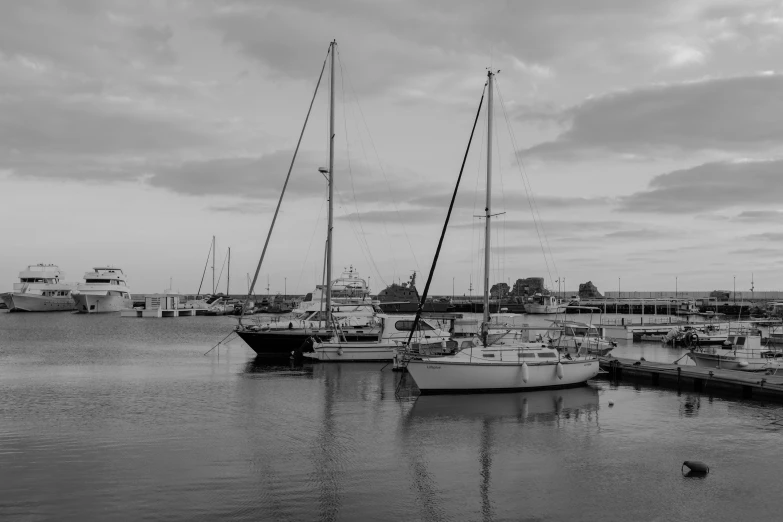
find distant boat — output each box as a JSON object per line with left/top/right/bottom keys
{"left": 71, "top": 267, "right": 133, "bottom": 313}
{"left": 0, "top": 264, "right": 77, "bottom": 312}
{"left": 688, "top": 332, "right": 783, "bottom": 371}
{"left": 402, "top": 70, "right": 599, "bottom": 393}
{"left": 377, "top": 272, "right": 452, "bottom": 313}
{"left": 525, "top": 293, "right": 567, "bottom": 314}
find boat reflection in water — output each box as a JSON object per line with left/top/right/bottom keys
{"left": 401, "top": 385, "right": 600, "bottom": 521}
{"left": 242, "top": 357, "right": 315, "bottom": 377}
{"left": 408, "top": 384, "right": 599, "bottom": 422}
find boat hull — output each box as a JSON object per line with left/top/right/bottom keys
{"left": 304, "top": 341, "right": 395, "bottom": 362}
{"left": 378, "top": 302, "right": 452, "bottom": 313}
{"left": 72, "top": 294, "right": 132, "bottom": 313}
{"left": 688, "top": 351, "right": 783, "bottom": 372}
{"left": 406, "top": 358, "right": 600, "bottom": 394}
{"left": 525, "top": 304, "right": 566, "bottom": 314}
{"left": 0, "top": 292, "right": 76, "bottom": 312}
{"left": 236, "top": 327, "right": 381, "bottom": 359}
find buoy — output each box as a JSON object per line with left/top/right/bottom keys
{"left": 521, "top": 362, "right": 529, "bottom": 383}
{"left": 556, "top": 362, "right": 564, "bottom": 380}
{"left": 682, "top": 461, "right": 710, "bottom": 475}
{"left": 337, "top": 348, "right": 344, "bottom": 356}
{"left": 608, "top": 400, "right": 614, "bottom": 407}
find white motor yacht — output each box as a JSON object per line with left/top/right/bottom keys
{"left": 526, "top": 293, "right": 567, "bottom": 314}
{"left": 71, "top": 267, "right": 133, "bottom": 313}
{"left": 0, "top": 264, "right": 77, "bottom": 312}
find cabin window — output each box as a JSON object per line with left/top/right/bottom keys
{"left": 303, "top": 293, "right": 313, "bottom": 302}
{"left": 736, "top": 337, "right": 746, "bottom": 346}
{"left": 395, "top": 320, "right": 434, "bottom": 331}
{"left": 482, "top": 353, "right": 495, "bottom": 358}
{"left": 518, "top": 353, "right": 536, "bottom": 358}
{"left": 537, "top": 352, "right": 557, "bottom": 358}
{"left": 85, "top": 279, "right": 109, "bottom": 283}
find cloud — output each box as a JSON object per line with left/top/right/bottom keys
{"left": 745, "top": 232, "right": 783, "bottom": 242}
{"left": 522, "top": 74, "right": 783, "bottom": 160}
{"left": 617, "top": 159, "right": 783, "bottom": 213}
{"left": 733, "top": 210, "right": 783, "bottom": 222}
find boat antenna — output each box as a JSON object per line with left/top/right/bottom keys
{"left": 239, "top": 44, "right": 330, "bottom": 323}
{"left": 405, "top": 80, "right": 487, "bottom": 348}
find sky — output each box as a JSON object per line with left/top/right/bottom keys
{"left": 1, "top": 0, "right": 782, "bottom": 296}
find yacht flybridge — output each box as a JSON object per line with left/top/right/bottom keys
{"left": 71, "top": 267, "right": 132, "bottom": 313}
{"left": 401, "top": 71, "right": 599, "bottom": 393}
{"left": 1, "top": 264, "right": 77, "bottom": 312}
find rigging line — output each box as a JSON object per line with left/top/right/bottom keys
{"left": 493, "top": 99, "right": 506, "bottom": 288}
{"left": 337, "top": 50, "right": 420, "bottom": 273}
{"left": 338, "top": 50, "right": 399, "bottom": 281}
{"left": 215, "top": 249, "right": 228, "bottom": 291}
{"left": 334, "top": 189, "right": 385, "bottom": 286}
{"left": 496, "top": 80, "right": 559, "bottom": 283}
{"left": 337, "top": 50, "right": 383, "bottom": 286}
{"left": 241, "top": 45, "right": 330, "bottom": 319}
{"left": 196, "top": 238, "right": 213, "bottom": 297}
{"left": 471, "top": 107, "right": 487, "bottom": 299}
{"left": 406, "top": 82, "right": 487, "bottom": 348}
{"left": 294, "top": 190, "right": 327, "bottom": 295}
{"left": 494, "top": 79, "right": 557, "bottom": 288}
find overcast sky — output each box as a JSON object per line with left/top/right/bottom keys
{"left": 2, "top": 0, "right": 781, "bottom": 296}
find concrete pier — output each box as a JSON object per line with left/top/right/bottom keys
{"left": 599, "top": 356, "right": 783, "bottom": 403}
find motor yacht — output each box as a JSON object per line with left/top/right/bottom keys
{"left": 0, "top": 264, "right": 77, "bottom": 312}
{"left": 71, "top": 267, "right": 133, "bottom": 313}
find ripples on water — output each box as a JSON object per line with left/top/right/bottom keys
{"left": 1, "top": 311, "right": 782, "bottom": 521}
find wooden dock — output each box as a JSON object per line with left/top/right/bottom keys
{"left": 599, "top": 356, "right": 783, "bottom": 403}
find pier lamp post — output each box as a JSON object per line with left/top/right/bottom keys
{"left": 452, "top": 277, "right": 455, "bottom": 302}
{"left": 284, "top": 277, "right": 287, "bottom": 300}
{"left": 733, "top": 275, "right": 736, "bottom": 304}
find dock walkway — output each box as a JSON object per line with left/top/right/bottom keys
{"left": 599, "top": 356, "right": 783, "bottom": 403}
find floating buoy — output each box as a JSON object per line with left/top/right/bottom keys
{"left": 521, "top": 362, "right": 529, "bottom": 383}
{"left": 337, "top": 348, "right": 344, "bottom": 356}
{"left": 608, "top": 400, "right": 614, "bottom": 407}
{"left": 682, "top": 461, "right": 710, "bottom": 476}
{"left": 556, "top": 362, "right": 564, "bottom": 380}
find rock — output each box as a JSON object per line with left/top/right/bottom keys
{"left": 511, "top": 277, "right": 546, "bottom": 296}
{"left": 578, "top": 281, "right": 603, "bottom": 298}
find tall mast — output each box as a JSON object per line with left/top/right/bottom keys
{"left": 483, "top": 71, "right": 494, "bottom": 326}
{"left": 227, "top": 247, "right": 230, "bottom": 296}
{"left": 325, "top": 40, "right": 336, "bottom": 326}
{"left": 212, "top": 235, "right": 216, "bottom": 294}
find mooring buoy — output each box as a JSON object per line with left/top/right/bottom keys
{"left": 682, "top": 461, "right": 709, "bottom": 476}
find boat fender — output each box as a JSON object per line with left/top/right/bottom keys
{"left": 337, "top": 348, "right": 344, "bottom": 356}
{"left": 556, "top": 362, "right": 564, "bottom": 380}
{"left": 521, "top": 362, "right": 529, "bottom": 383}
{"left": 738, "top": 360, "right": 749, "bottom": 368}
{"left": 682, "top": 461, "right": 709, "bottom": 475}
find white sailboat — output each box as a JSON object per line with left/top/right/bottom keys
{"left": 404, "top": 70, "right": 599, "bottom": 393}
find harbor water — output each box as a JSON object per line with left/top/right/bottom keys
{"left": 2, "top": 311, "right": 782, "bottom": 521}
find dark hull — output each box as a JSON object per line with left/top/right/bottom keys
{"left": 236, "top": 327, "right": 380, "bottom": 358}
{"left": 378, "top": 302, "right": 452, "bottom": 314}
{"left": 449, "top": 303, "right": 526, "bottom": 314}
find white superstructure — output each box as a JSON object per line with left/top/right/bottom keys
{"left": 71, "top": 267, "right": 133, "bottom": 313}
{"left": 526, "top": 293, "right": 567, "bottom": 314}
{"left": 0, "top": 264, "right": 77, "bottom": 312}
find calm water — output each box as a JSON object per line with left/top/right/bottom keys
{"left": 2, "top": 311, "right": 782, "bottom": 521}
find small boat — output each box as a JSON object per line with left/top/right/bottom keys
{"left": 688, "top": 333, "right": 783, "bottom": 371}
{"left": 525, "top": 293, "right": 567, "bottom": 314}
{"left": 71, "top": 267, "right": 133, "bottom": 313}
{"left": 304, "top": 314, "right": 453, "bottom": 362}
{"left": 661, "top": 324, "right": 729, "bottom": 347}
{"left": 402, "top": 70, "right": 599, "bottom": 394}
{"left": 0, "top": 264, "right": 78, "bottom": 312}
{"left": 547, "top": 319, "right": 616, "bottom": 356}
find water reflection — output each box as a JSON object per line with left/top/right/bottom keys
{"left": 408, "top": 385, "right": 600, "bottom": 423}
{"left": 401, "top": 386, "right": 600, "bottom": 521}
{"left": 242, "top": 357, "right": 315, "bottom": 377}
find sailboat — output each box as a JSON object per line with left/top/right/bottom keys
{"left": 234, "top": 41, "right": 381, "bottom": 358}
{"left": 403, "top": 70, "right": 599, "bottom": 393}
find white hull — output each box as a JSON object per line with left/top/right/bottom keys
{"left": 406, "top": 357, "right": 599, "bottom": 393}
{"left": 0, "top": 292, "right": 76, "bottom": 312}
{"left": 688, "top": 352, "right": 783, "bottom": 372}
{"left": 526, "top": 304, "right": 565, "bottom": 314}
{"left": 73, "top": 293, "right": 132, "bottom": 313}
{"left": 304, "top": 341, "right": 396, "bottom": 362}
